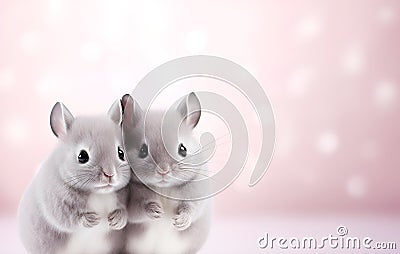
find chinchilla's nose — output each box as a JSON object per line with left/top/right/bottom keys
{"left": 156, "top": 163, "right": 171, "bottom": 176}
{"left": 102, "top": 168, "right": 115, "bottom": 178}
{"left": 103, "top": 171, "right": 114, "bottom": 177}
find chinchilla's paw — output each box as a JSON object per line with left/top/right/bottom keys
{"left": 145, "top": 201, "right": 164, "bottom": 219}
{"left": 172, "top": 211, "right": 192, "bottom": 231}
{"left": 108, "top": 208, "right": 128, "bottom": 230}
{"left": 80, "top": 212, "right": 101, "bottom": 228}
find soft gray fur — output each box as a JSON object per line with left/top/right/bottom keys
{"left": 18, "top": 100, "right": 131, "bottom": 254}
{"left": 122, "top": 93, "right": 212, "bottom": 254}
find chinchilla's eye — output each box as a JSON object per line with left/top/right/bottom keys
{"left": 78, "top": 150, "right": 89, "bottom": 164}
{"left": 178, "top": 143, "right": 187, "bottom": 157}
{"left": 118, "top": 146, "right": 125, "bottom": 161}
{"left": 139, "top": 144, "right": 148, "bottom": 159}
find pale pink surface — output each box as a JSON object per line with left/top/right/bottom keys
{"left": 2, "top": 215, "right": 400, "bottom": 253}
{"left": 0, "top": 0, "right": 399, "bottom": 252}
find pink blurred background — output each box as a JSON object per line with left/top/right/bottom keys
{"left": 1, "top": 0, "right": 399, "bottom": 253}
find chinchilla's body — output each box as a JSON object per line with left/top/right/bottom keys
{"left": 124, "top": 182, "right": 211, "bottom": 254}
{"left": 18, "top": 100, "right": 131, "bottom": 254}
{"left": 122, "top": 93, "right": 212, "bottom": 254}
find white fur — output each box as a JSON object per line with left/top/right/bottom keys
{"left": 127, "top": 219, "right": 191, "bottom": 254}
{"left": 60, "top": 193, "right": 118, "bottom": 254}
{"left": 127, "top": 198, "right": 192, "bottom": 254}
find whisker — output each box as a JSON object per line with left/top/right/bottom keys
{"left": 174, "top": 169, "right": 224, "bottom": 186}
{"left": 178, "top": 142, "right": 227, "bottom": 164}
{"left": 192, "top": 132, "right": 231, "bottom": 155}
{"left": 179, "top": 166, "right": 210, "bottom": 172}
{"left": 175, "top": 168, "right": 212, "bottom": 177}
{"left": 176, "top": 132, "right": 231, "bottom": 164}
{"left": 78, "top": 174, "right": 97, "bottom": 189}
{"left": 63, "top": 174, "right": 92, "bottom": 185}
{"left": 177, "top": 139, "right": 232, "bottom": 166}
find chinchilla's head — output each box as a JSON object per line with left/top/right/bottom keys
{"left": 123, "top": 93, "right": 205, "bottom": 188}
{"left": 50, "top": 100, "right": 130, "bottom": 194}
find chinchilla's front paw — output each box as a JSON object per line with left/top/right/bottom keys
{"left": 172, "top": 210, "right": 192, "bottom": 231}
{"left": 145, "top": 201, "right": 164, "bottom": 219}
{"left": 108, "top": 208, "right": 128, "bottom": 230}
{"left": 80, "top": 212, "right": 101, "bottom": 228}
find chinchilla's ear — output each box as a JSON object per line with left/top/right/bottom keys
{"left": 50, "top": 102, "right": 74, "bottom": 138}
{"left": 122, "top": 94, "right": 143, "bottom": 130}
{"left": 108, "top": 99, "right": 123, "bottom": 125}
{"left": 177, "top": 92, "right": 201, "bottom": 129}
{"left": 121, "top": 94, "right": 130, "bottom": 114}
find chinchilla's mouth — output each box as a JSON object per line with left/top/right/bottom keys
{"left": 95, "top": 183, "right": 114, "bottom": 189}
{"left": 154, "top": 178, "right": 172, "bottom": 188}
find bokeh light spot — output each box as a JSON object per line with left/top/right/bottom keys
{"left": 342, "top": 44, "right": 365, "bottom": 75}
{"left": 346, "top": 175, "right": 367, "bottom": 199}
{"left": 316, "top": 131, "right": 339, "bottom": 155}
{"left": 287, "top": 68, "right": 315, "bottom": 96}
{"left": 374, "top": 80, "right": 397, "bottom": 110}
{"left": 296, "top": 15, "right": 322, "bottom": 41}
{"left": 377, "top": 6, "right": 397, "bottom": 24}
{"left": 3, "top": 119, "right": 30, "bottom": 146}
